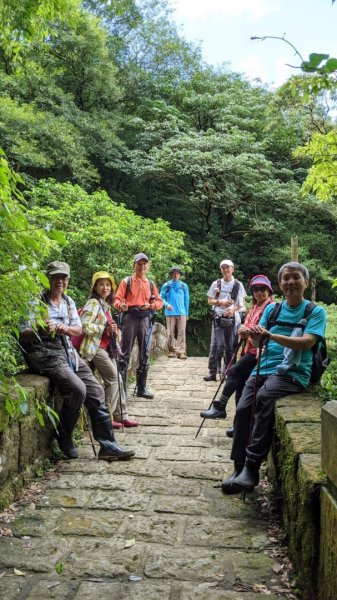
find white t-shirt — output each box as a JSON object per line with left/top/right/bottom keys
{"left": 207, "top": 277, "right": 246, "bottom": 326}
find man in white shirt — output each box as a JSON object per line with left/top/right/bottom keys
{"left": 204, "top": 259, "right": 246, "bottom": 381}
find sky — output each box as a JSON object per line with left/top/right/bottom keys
{"left": 168, "top": 0, "right": 337, "bottom": 87}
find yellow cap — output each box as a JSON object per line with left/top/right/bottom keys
{"left": 91, "top": 271, "right": 116, "bottom": 291}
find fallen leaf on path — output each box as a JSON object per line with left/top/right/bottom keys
{"left": 272, "top": 563, "right": 284, "bottom": 574}
{"left": 13, "top": 568, "right": 26, "bottom": 576}
{"left": 124, "top": 538, "right": 135, "bottom": 548}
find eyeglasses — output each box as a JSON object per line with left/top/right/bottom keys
{"left": 252, "top": 286, "right": 268, "bottom": 292}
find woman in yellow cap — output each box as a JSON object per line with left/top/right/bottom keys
{"left": 79, "top": 271, "right": 139, "bottom": 428}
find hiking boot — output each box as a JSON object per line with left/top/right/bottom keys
{"left": 203, "top": 374, "right": 216, "bottom": 382}
{"left": 200, "top": 397, "right": 228, "bottom": 419}
{"left": 177, "top": 353, "right": 187, "bottom": 359}
{"left": 168, "top": 352, "right": 177, "bottom": 358}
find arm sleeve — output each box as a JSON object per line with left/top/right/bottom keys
{"left": 152, "top": 284, "right": 163, "bottom": 310}
{"left": 114, "top": 279, "right": 127, "bottom": 309}
{"left": 304, "top": 306, "right": 326, "bottom": 341}
{"left": 81, "top": 300, "right": 106, "bottom": 336}
{"left": 68, "top": 297, "right": 82, "bottom": 327}
{"left": 160, "top": 283, "right": 169, "bottom": 308}
{"left": 184, "top": 284, "right": 190, "bottom": 315}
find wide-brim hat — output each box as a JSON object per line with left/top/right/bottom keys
{"left": 249, "top": 274, "right": 273, "bottom": 293}
{"left": 91, "top": 271, "right": 116, "bottom": 291}
{"left": 46, "top": 261, "right": 70, "bottom": 277}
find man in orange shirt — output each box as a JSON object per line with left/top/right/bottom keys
{"left": 114, "top": 253, "right": 163, "bottom": 398}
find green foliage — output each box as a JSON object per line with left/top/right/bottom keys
{"left": 26, "top": 179, "right": 191, "bottom": 306}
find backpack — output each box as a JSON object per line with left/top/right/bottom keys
{"left": 215, "top": 279, "right": 240, "bottom": 302}
{"left": 266, "top": 302, "right": 329, "bottom": 384}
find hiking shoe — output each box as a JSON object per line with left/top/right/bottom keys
{"left": 226, "top": 426, "right": 234, "bottom": 438}
{"left": 122, "top": 419, "right": 139, "bottom": 428}
{"left": 168, "top": 352, "right": 177, "bottom": 358}
{"left": 112, "top": 420, "right": 122, "bottom": 429}
{"left": 177, "top": 353, "right": 187, "bottom": 359}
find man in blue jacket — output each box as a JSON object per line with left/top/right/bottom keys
{"left": 160, "top": 267, "right": 190, "bottom": 359}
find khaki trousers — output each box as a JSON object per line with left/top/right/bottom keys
{"left": 166, "top": 316, "right": 187, "bottom": 354}
{"left": 91, "top": 348, "right": 128, "bottom": 421}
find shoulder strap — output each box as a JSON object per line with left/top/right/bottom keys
{"left": 266, "top": 302, "right": 282, "bottom": 330}
{"left": 125, "top": 276, "right": 132, "bottom": 298}
{"left": 149, "top": 280, "right": 155, "bottom": 294}
{"left": 230, "top": 279, "right": 240, "bottom": 302}
{"left": 214, "top": 279, "right": 222, "bottom": 300}
{"left": 303, "top": 302, "right": 315, "bottom": 319}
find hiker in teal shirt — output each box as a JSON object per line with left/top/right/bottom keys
{"left": 222, "top": 262, "right": 326, "bottom": 496}
{"left": 160, "top": 267, "right": 189, "bottom": 359}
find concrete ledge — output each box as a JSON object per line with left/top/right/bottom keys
{"left": 270, "top": 393, "right": 327, "bottom": 600}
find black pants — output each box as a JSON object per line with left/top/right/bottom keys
{"left": 221, "top": 352, "right": 257, "bottom": 405}
{"left": 231, "top": 374, "right": 304, "bottom": 463}
{"left": 120, "top": 312, "right": 151, "bottom": 370}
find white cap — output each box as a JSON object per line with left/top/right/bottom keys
{"left": 220, "top": 259, "right": 234, "bottom": 268}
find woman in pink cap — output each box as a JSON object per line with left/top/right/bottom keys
{"left": 200, "top": 274, "right": 274, "bottom": 436}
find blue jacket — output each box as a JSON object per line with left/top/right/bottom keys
{"left": 160, "top": 279, "right": 189, "bottom": 317}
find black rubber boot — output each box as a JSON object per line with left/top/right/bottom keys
{"left": 203, "top": 374, "right": 216, "bottom": 382}
{"left": 227, "top": 457, "right": 261, "bottom": 493}
{"left": 226, "top": 426, "right": 234, "bottom": 438}
{"left": 221, "top": 461, "right": 245, "bottom": 495}
{"left": 55, "top": 405, "right": 81, "bottom": 459}
{"left": 88, "top": 404, "right": 135, "bottom": 461}
{"left": 200, "top": 396, "right": 229, "bottom": 419}
{"left": 136, "top": 367, "right": 154, "bottom": 399}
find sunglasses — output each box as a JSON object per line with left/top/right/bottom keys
{"left": 252, "top": 286, "right": 268, "bottom": 292}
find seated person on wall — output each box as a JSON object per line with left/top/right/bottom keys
{"left": 79, "top": 271, "right": 139, "bottom": 428}
{"left": 160, "top": 266, "right": 190, "bottom": 360}
{"left": 200, "top": 274, "right": 274, "bottom": 438}
{"left": 222, "top": 262, "right": 326, "bottom": 495}
{"left": 19, "top": 261, "right": 135, "bottom": 462}
{"left": 114, "top": 253, "right": 163, "bottom": 399}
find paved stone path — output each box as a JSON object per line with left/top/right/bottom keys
{"left": 0, "top": 357, "right": 288, "bottom": 599}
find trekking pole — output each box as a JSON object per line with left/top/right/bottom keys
{"left": 195, "top": 338, "right": 245, "bottom": 439}
{"left": 81, "top": 405, "right": 97, "bottom": 457}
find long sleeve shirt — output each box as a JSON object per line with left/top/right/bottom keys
{"left": 160, "top": 279, "right": 189, "bottom": 317}
{"left": 114, "top": 274, "right": 163, "bottom": 311}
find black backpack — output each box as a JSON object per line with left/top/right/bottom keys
{"left": 266, "top": 302, "right": 329, "bottom": 384}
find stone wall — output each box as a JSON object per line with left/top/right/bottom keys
{"left": 270, "top": 394, "right": 337, "bottom": 600}
{"left": 0, "top": 375, "right": 54, "bottom": 509}
{"left": 0, "top": 323, "right": 168, "bottom": 509}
